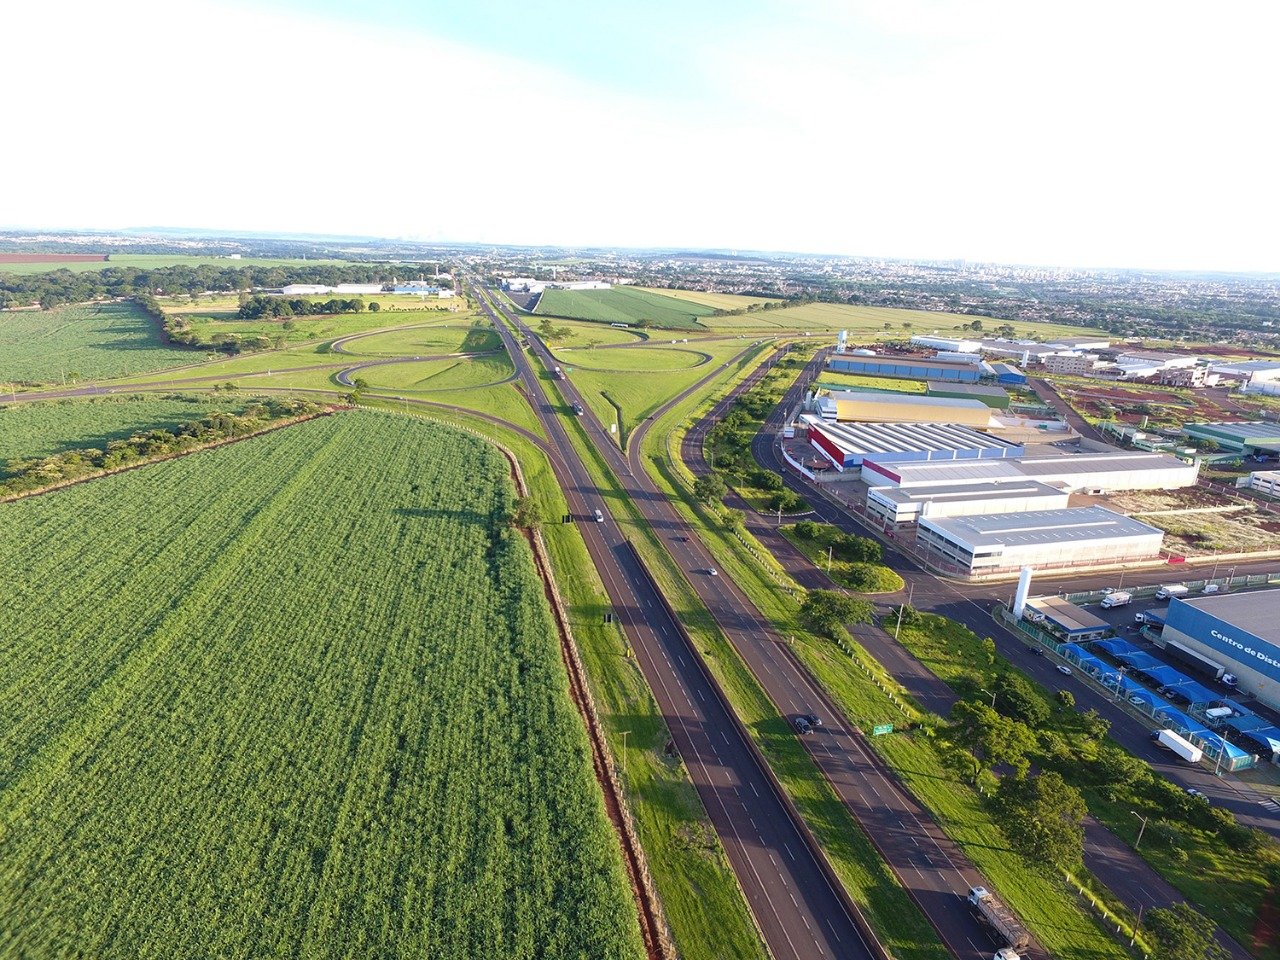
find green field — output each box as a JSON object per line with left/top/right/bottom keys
{"left": 536, "top": 288, "right": 715, "bottom": 329}
{"left": 355, "top": 353, "right": 514, "bottom": 393}
{"left": 538, "top": 319, "right": 648, "bottom": 348}
{"left": 815, "top": 370, "right": 927, "bottom": 393}
{"left": 339, "top": 322, "right": 500, "bottom": 357}
{"left": 0, "top": 394, "right": 247, "bottom": 474}
{"left": 0, "top": 255, "right": 352, "bottom": 276}
{"left": 0, "top": 411, "right": 643, "bottom": 960}
{"left": 636, "top": 288, "right": 780, "bottom": 311}
{"left": 0, "top": 302, "right": 204, "bottom": 383}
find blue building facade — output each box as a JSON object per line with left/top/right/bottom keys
{"left": 827, "top": 356, "right": 981, "bottom": 383}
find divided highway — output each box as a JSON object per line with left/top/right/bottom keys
{"left": 471, "top": 285, "right": 882, "bottom": 960}
{"left": 480, "top": 288, "right": 1019, "bottom": 959}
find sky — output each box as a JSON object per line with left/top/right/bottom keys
{"left": 5, "top": 0, "right": 1278, "bottom": 271}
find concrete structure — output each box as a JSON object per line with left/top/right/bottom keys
{"left": 909, "top": 335, "right": 982, "bottom": 353}
{"left": 1163, "top": 592, "right": 1280, "bottom": 713}
{"left": 863, "top": 449, "right": 1199, "bottom": 492}
{"left": 802, "top": 417, "right": 1022, "bottom": 472}
{"left": 1183, "top": 421, "right": 1280, "bottom": 456}
{"left": 1209, "top": 360, "right": 1280, "bottom": 389}
{"left": 1044, "top": 354, "right": 1100, "bottom": 376}
{"left": 926, "top": 381, "right": 1010, "bottom": 409}
{"left": 917, "top": 507, "right": 1165, "bottom": 576}
{"left": 828, "top": 355, "right": 984, "bottom": 383}
{"left": 503, "top": 277, "right": 544, "bottom": 293}
{"left": 1244, "top": 470, "right": 1280, "bottom": 497}
{"left": 865, "top": 479, "right": 1068, "bottom": 527}
{"left": 823, "top": 390, "right": 995, "bottom": 429}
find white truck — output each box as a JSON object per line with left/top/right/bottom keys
{"left": 1154, "top": 728, "right": 1204, "bottom": 763}
{"left": 1100, "top": 591, "right": 1133, "bottom": 609}
{"left": 1156, "top": 584, "right": 1189, "bottom": 600}
{"left": 968, "top": 886, "right": 1030, "bottom": 957}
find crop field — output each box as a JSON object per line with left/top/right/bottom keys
{"left": 636, "top": 287, "right": 779, "bottom": 311}
{"left": 0, "top": 411, "right": 642, "bottom": 960}
{"left": 0, "top": 302, "right": 202, "bottom": 383}
{"left": 0, "top": 394, "right": 246, "bottom": 474}
{"left": 536, "top": 288, "right": 715, "bottom": 329}
{"left": 697, "top": 301, "right": 1108, "bottom": 340}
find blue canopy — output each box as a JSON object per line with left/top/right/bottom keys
{"left": 1116, "top": 652, "right": 1164, "bottom": 671}
{"left": 1226, "top": 715, "right": 1273, "bottom": 735}
{"left": 1162, "top": 681, "right": 1217, "bottom": 706}
{"left": 1235, "top": 727, "right": 1280, "bottom": 756}
{"left": 1093, "top": 638, "right": 1144, "bottom": 657}
{"left": 1153, "top": 705, "right": 1212, "bottom": 737}
{"left": 1145, "top": 665, "right": 1193, "bottom": 687}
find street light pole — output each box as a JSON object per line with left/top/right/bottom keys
{"left": 979, "top": 687, "right": 997, "bottom": 709}
{"left": 1131, "top": 810, "right": 1150, "bottom": 849}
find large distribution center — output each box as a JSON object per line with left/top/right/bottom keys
{"left": 828, "top": 355, "right": 986, "bottom": 382}
{"left": 1162, "top": 592, "right": 1280, "bottom": 713}
{"left": 862, "top": 450, "right": 1199, "bottom": 492}
{"left": 1182, "top": 421, "right": 1280, "bottom": 455}
{"left": 802, "top": 417, "right": 1022, "bottom": 471}
{"left": 817, "top": 390, "right": 995, "bottom": 428}
{"left": 916, "top": 506, "right": 1165, "bottom": 576}
{"left": 865, "top": 479, "right": 1069, "bottom": 527}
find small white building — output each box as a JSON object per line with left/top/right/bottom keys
{"left": 1244, "top": 470, "right": 1280, "bottom": 497}
{"left": 280, "top": 284, "right": 333, "bottom": 295}
{"left": 916, "top": 506, "right": 1165, "bottom": 576}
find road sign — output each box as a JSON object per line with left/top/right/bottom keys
{"left": 872, "top": 724, "right": 894, "bottom": 737}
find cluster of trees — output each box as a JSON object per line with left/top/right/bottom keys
{"left": 799, "top": 589, "right": 873, "bottom": 638}
{"left": 1, "top": 398, "right": 321, "bottom": 497}
{"left": 791, "top": 520, "right": 881, "bottom": 563}
{"left": 0, "top": 263, "right": 412, "bottom": 309}
{"left": 237, "top": 295, "right": 371, "bottom": 319}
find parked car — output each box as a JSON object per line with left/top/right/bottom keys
{"left": 1222, "top": 673, "right": 1238, "bottom": 687}
{"left": 1203, "top": 583, "right": 1221, "bottom": 594}
{"left": 1056, "top": 664, "right": 1073, "bottom": 676}
{"left": 1128, "top": 695, "right": 1146, "bottom": 706}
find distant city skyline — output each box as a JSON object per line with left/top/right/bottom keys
{"left": 5, "top": 0, "right": 1278, "bottom": 272}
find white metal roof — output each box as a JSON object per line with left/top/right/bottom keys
{"left": 869, "top": 479, "right": 1065, "bottom": 507}
{"left": 919, "top": 506, "right": 1164, "bottom": 550}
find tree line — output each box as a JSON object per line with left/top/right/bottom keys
{"left": 0, "top": 263, "right": 433, "bottom": 309}
{"left": 1, "top": 397, "right": 322, "bottom": 497}
{"left": 236, "top": 295, "right": 371, "bottom": 319}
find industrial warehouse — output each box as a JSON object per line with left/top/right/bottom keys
{"left": 1161, "top": 593, "right": 1280, "bottom": 714}
{"left": 801, "top": 417, "right": 1023, "bottom": 471}
{"left": 1182, "top": 421, "right": 1280, "bottom": 456}
{"left": 865, "top": 479, "right": 1070, "bottom": 527}
{"left": 862, "top": 450, "right": 1200, "bottom": 492}
{"left": 916, "top": 506, "right": 1166, "bottom": 576}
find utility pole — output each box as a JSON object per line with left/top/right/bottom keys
{"left": 1131, "top": 810, "right": 1150, "bottom": 849}
{"left": 979, "top": 687, "right": 997, "bottom": 709}
{"left": 894, "top": 584, "right": 914, "bottom": 640}
{"left": 620, "top": 730, "right": 629, "bottom": 777}
{"left": 826, "top": 545, "right": 833, "bottom": 572}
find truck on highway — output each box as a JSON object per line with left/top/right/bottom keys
{"left": 1100, "top": 591, "right": 1133, "bottom": 609}
{"left": 1153, "top": 728, "right": 1204, "bottom": 763}
{"left": 1156, "top": 584, "right": 1189, "bottom": 600}
{"left": 967, "top": 886, "right": 1030, "bottom": 956}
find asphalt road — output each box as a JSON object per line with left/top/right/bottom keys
{"left": 482, "top": 292, "right": 1036, "bottom": 960}
{"left": 471, "top": 285, "right": 881, "bottom": 960}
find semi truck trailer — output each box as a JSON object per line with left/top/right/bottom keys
{"left": 968, "top": 886, "right": 1030, "bottom": 957}
{"left": 1153, "top": 728, "right": 1204, "bottom": 763}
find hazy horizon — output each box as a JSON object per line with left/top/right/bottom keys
{"left": 6, "top": 0, "right": 1278, "bottom": 272}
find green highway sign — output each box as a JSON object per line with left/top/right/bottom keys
{"left": 872, "top": 724, "right": 894, "bottom": 737}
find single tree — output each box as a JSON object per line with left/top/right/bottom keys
{"left": 693, "top": 473, "right": 727, "bottom": 505}
{"left": 800, "top": 589, "right": 872, "bottom": 638}
{"left": 996, "top": 771, "right": 1087, "bottom": 869}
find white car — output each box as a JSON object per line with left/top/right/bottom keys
{"left": 708, "top": 568, "right": 719, "bottom": 577}
{"left": 1056, "top": 664, "right": 1073, "bottom": 676}
{"left": 1128, "top": 695, "right": 1146, "bottom": 706}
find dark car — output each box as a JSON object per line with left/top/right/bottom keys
{"left": 802, "top": 713, "right": 822, "bottom": 729}
{"left": 794, "top": 716, "right": 812, "bottom": 735}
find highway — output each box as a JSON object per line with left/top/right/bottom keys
{"left": 470, "top": 285, "right": 883, "bottom": 960}
{"left": 480, "top": 288, "right": 1027, "bottom": 959}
